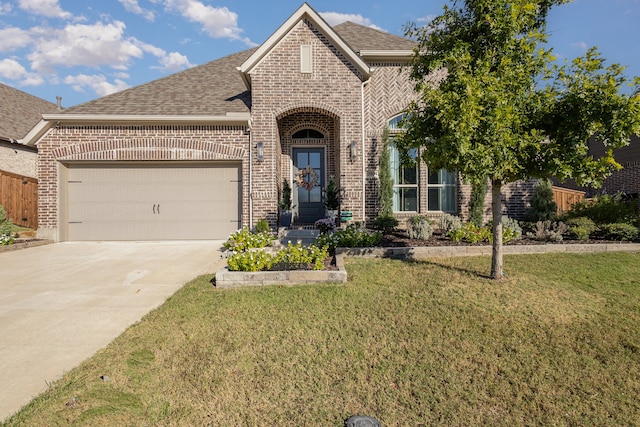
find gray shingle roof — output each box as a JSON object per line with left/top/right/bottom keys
{"left": 333, "top": 21, "right": 417, "bottom": 53}
{"left": 65, "top": 21, "right": 416, "bottom": 116}
{"left": 0, "top": 83, "right": 57, "bottom": 140}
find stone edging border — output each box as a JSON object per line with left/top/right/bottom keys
{"left": 0, "top": 239, "right": 53, "bottom": 253}
{"left": 215, "top": 243, "right": 640, "bottom": 288}
{"left": 336, "top": 242, "right": 640, "bottom": 259}
{"left": 215, "top": 253, "right": 348, "bottom": 288}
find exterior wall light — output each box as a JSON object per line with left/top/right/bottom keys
{"left": 349, "top": 141, "right": 358, "bottom": 162}
{"left": 256, "top": 141, "right": 264, "bottom": 162}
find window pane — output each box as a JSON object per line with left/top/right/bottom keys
{"left": 443, "top": 170, "right": 456, "bottom": 185}
{"left": 297, "top": 153, "right": 307, "bottom": 167}
{"left": 401, "top": 188, "right": 418, "bottom": 211}
{"left": 401, "top": 165, "right": 417, "bottom": 185}
{"left": 428, "top": 188, "right": 440, "bottom": 211}
{"left": 442, "top": 186, "right": 456, "bottom": 212}
{"left": 309, "top": 152, "right": 321, "bottom": 168}
{"left": 309, "top": 186, "right": 321, "bottom": 203}
{"left": 428, "top": 170, "right": 440, "bottom": 184}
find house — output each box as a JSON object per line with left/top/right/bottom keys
{"left": 587, "top": 134, "right": 640, "bottom": 198}
{"left": 0, "top": 83, "right": 57, "bottom": 228}
{"left": 24, "top": 3, "right": 534, "bottom": 242}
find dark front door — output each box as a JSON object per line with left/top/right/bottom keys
{"left": 292, "top": 147, "right": 324, "bottom": 223}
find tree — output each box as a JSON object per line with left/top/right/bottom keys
{"left": 399, "top": 0, "right": 640, "bottom": 279}
{"left": 378, "top": 126, "right": 394, "bottom": 218}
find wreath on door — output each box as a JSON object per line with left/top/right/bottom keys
{"left": 295, "top": 166, "right": 319, "bottom": 191}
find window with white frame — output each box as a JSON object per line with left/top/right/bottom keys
{"left": 387, "top": 113, "right": 457, "bottom": 213}
{"left": 389, "top": 144, "right": 418, "bottom": 212}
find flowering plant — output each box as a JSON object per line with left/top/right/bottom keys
{"left": 315, "top": 217, "right": 336, "bottom": 235}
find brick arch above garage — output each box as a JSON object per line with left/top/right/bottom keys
{"left": 53, "top": 138, "right": 246, "bottom": 162}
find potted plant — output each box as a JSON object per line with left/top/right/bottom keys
{"left": 324, "top": 175, "right": 340, "bottom": 223}
{"left": 279, "top": 178, "right": 293, "bottom": 227}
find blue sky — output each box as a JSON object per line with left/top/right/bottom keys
{"left": 0, "top": 0, "right": 638, "bottom": 108}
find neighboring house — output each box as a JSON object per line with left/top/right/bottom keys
{"left": 0, "top": 83, "right": 58, "bottom": 228}
{"left": 24, "top": 3, "right": 534, "bottom": 242}
{"left": 587, "top": 134, "right": 640, "bottom": 198}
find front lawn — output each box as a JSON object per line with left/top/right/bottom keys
{"left": 4, "top": 252, "right": 640, "bottom": 425}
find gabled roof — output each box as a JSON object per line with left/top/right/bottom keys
{"left": 237, "top": 2, "right": 372, "bottom": 87}
{"left": 0, "top": 83, "right": 57, "bottom": 141}
{"left": 25, "top": 3, "right": 418, "bottom": 143}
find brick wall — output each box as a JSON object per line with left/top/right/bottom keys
{"left": 36, "top": 124, "right": 249, "bottom": 239}
{"left": 249, "top": 19, "right": 364, "bottom": 224}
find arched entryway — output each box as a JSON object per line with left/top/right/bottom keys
{"left": 277, "top": 108, "right": 340, "bottom": 225}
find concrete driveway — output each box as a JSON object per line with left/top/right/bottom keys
{"left": 0, "top": 241, "right": 226, "bottom": 421}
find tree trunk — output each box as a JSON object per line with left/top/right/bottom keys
{"left": 490, "top": 180, "right": 503, "bottom": 280}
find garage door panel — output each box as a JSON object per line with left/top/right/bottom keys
{"left": 65, "top": 163, "right": 241, "bottom": 241}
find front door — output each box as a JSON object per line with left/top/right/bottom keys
{"left": 292, "top": 147, "right": 324, "bottom": 223}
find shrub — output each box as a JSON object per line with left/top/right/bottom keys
{"left": 0, "top": 233, "right": 14, "bottom": 246}
{"left": 272, "top": 243, "right": 328, "bottom": 271}
{"left": 526, "top": 220, "right": 568, "bottom": 242}
{"left": 407, "top": 215, "right": 434, "bottom": 240}
{"left": 527, "top": 179, "right": 557, "bottom": 222}
{"left": 223, "top": 227, "right": 273, "bottom": 252}
{"left": 449, "top": 223, "right": 491, "bottom": 244}
{"left": 227, "top": 250, "right": 273, "bottom": 272}
{"left": 598, "top": 223, "right": 639, "bottom": 241}
{"left": 565, "top": 217, "right": 596, "bottom": 240}
{"left": 0, "top": 205, "right": 13, "bottom": 237}
{"left": 438, "top": 213, "right": 463, "bottom": 235}
{"left": 314, "top": 223, "right": 382, "bottom": 252}
{"left": 314, "top": 218, "right": 336, "bottom": 235}
{"left": 324, "top": 176, "right": 340, "bottom": 211}
{"left": 468, "top": 179, "right": 487, "bottom": 228}
{"left": 254, "top": 219, "right": 271, "bottom": 234}
{"left": 372, "top": 215, "right": 398, "bottom": 233}
{"left": 565, "top": 194, "right": 638, "bottom": 225}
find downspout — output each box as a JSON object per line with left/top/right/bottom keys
{"left": 361, "top": 77, "right": 371, "bottom": 223}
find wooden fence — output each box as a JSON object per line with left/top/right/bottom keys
{"left": 552, "top": 186, "right": 585, "bottom": 214}
{"left": 0, "top": 170, "right": 38, "bottom": 229}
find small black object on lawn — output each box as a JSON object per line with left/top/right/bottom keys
{"left": 344, "top": 415, "right": 381, "bottom": 427}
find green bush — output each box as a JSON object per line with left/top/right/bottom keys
{"left": 314, "top": 223, "right": 382, "bottom": 252}
{"left": 407, "top": 215, "right": 434, "bottom": 240}
{"left": 598, "top": 223, "right": 639, "bottom": 241}
{"left": 0, "top": 205, "right": 13, "bottom": 237}
{"left": 254, "top": 219, "right": 271, "bottom": 234}
{"left": 272, "top": 243, "right": 328, "bottom": 271}
{"left": 372, "top": 215, "right": 398, "bottom": 233}
{"left": 438, "top": 213, "right": 462, "bottom": 235}
{"left": 565, "top": 194, "right": 638, "bottom": 225}
{"left": 468, "top": 179, "right": 487, "bottom": 228}
{"left": 487, "top": 217, "right": 523, "bottom": 243}
{"left": 223, "top": 227, "right": 273, "bottom": 252}
{"left": 527, "top": 179, "right": 557, "bottom": 222}
{"left": 565, "top": 217, "right": 596, "bottom": 240}
{"left": 227, "top": 250, "right": 274, "bottom": 272}
{"left": 449, "top": 223, "right": 492, "bottom": 244}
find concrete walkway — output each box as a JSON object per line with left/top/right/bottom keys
{"left": 0, "top": 241, "right": 227, "bottom": 422}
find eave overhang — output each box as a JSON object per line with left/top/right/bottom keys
{"left": 21, "top": 112, "right": 252, "bottom": 146}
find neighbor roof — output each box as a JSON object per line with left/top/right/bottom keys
{"left": 0, "top": 83, "right": 57, "bottom": 141}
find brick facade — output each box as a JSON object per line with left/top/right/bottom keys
{"left": 0, "top": 142, "right": 37, "bottom": 178}
{"left": 36, "top": 124, "right": 249, "bottom": 239}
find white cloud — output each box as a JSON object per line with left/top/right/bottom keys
{"left": 320, "top": 11, "right": 384, "bottom": 31}
{"left": 0, "top": 2, "right": 12, "bottom": 14}
{"left": 64, "top": 73, "right": 130, "bottom": 96}
{"left": 417, "top": 15, "right": 437, "bottom": 24}
{"left": 163, "top": 0, "right": 255, "bottom": 46}
{"left": 119, "top": 0, "right": 155, "bottom": 21}
{"left": 0, "top": 27, "right": 33, "bottom": 52}
{"left": 17, "top": 0, "right": 71, "bottom": 19}
{"left": 571, "top": 41, "right": 589, "bottom": 52}
{"left": 0, "top": 58, "right": 44, "bottom": 85}
{"left": 158, "top": 51, "right": 193, "bottom": 72}
{"left": 27, "top": 21, "right": 144, "bottom": 73}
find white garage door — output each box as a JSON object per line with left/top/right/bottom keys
{"left": 64, "top": 162, "right": 241, "bottom": 241}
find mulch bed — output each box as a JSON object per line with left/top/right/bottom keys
{"left": 379, "top": 230, "right": 633, "bottom": 248}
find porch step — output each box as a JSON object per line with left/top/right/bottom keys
{"left": 280, "top": 229, "right": 319, "bottom": 247}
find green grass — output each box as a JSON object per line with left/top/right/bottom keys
{"left": 4, "top": 252, "right": 640, "bottom": 426}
